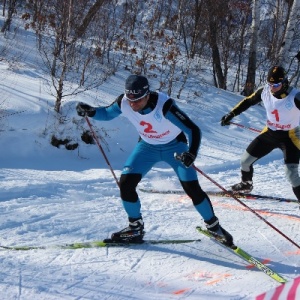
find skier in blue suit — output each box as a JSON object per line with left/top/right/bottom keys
{"left": 76, "top": 74, "right": 233, "bottom": 245}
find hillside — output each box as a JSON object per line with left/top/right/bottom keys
{"left": 0, "top": 17, "right": 299, "bottom": 300}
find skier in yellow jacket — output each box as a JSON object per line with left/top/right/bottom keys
{"left": 220, "top": 66, "right": 300, "bottom": 205}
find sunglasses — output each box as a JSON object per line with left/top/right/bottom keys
{"left": 267, "top": 81, "right": 282, "bottom": 88}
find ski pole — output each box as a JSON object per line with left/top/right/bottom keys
{"left": 85, "top": 116, "right": 120, "bottom": 188}
{"left": 229, "top": 121, "right": 261, "bottom": 133}
{"left": 191, "top": 163, "right": 300, "bottom": 249}
{"left": 174, "top": 154, "right": 299, "bottom": 249}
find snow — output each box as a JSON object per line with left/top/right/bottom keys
{"left": 0, "top": 29, "right": 299, "bottom": 300}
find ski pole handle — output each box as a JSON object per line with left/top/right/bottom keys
{"left": 174, "top": 152, "right": 181, "bottom": 161}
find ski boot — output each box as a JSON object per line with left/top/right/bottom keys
{"left": 110, "top": 217, "right": 145, "bottom": 243}
{"left": 231, "top": 181, "right": 253, "bottom": 193}
{"left": 205, "top": 216, "right": 234, "bottom": 247}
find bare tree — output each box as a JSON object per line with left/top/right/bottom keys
{"left": 174, "top": 0, "right": 206, "bottom": 59}
{"left": 24, "top": 0, "right": 110, "bottom": 113}
{"left": 201, "top": 0, "right": 226, "bottom": 89}
{"left": 111, "top": 0, "right": 191, "bottom": 96}
{"left": 242, "top": 0, "right": 260, "bottom": 96}
{"left": 14, "top": 0, "right": 300, "bottom": 101}
{"left": 276, "top": 0, "right": 300, "bottom": 68}
{"left": 1, "top": 0, "right": 18, "bottom": 33}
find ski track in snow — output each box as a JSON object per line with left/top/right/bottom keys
{"left": 0, "top": 167, "right": 299, "bottom": 299}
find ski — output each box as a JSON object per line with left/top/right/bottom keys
{"left": 139, "top": 188, "right": 298, "bottom": 203}
{"left": 215, "top": 191, "right": 298, "bottom": 203}
{"left": 139, "top": 188, "right": 185, "bottom": 194}
{"left": 196, "top": 226, "right": 287, "bottom": 283}
{"left": 0, "top": 239, "right": 200, "bottom": 251}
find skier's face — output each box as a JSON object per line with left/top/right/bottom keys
{"left": 128, "top": 94, "right": 149, "bottom": 111}
{"left": 268, "top": 81, "right": 282, "bottom": 94}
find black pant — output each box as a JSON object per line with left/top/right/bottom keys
{"left": 247, "top": 128, "right": 299, "bottom": 164}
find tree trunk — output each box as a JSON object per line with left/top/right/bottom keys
{"left": 206, "top": 0, "right": 226, "bottom": 89}
{"left": 243, "top": 0, "right": 260, "bottom": 96}
{"left": 277, "top": 0, "right": 300, "bottom": 68}
{"left": 1, "top": 0, "right": 17, "bottom": 33}
{"left": 74, "top": 0, "right": 108, "bottom": 40}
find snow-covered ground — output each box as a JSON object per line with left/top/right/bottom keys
{"left": 0, "top": 25, "right": 299, "bottom": 300}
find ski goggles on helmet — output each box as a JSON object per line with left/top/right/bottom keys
{"left": 125, "top": 91, "right": 149, "bottom": 102}
{"left": 267, "top": 81, "right": 283, "bottom": 88}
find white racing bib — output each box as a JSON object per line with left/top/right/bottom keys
{"left": 121, "top": 92, "right": 182, "bottom": 144}
{"left": 262, "top": 85, "right": 300, "bottom": 131}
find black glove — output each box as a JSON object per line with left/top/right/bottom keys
{"left": 220, "top": 112, "right": 234, "bottom": 126}
{"left": 76, "top": 102, "right": 96, "bottom": 117}
{"left": 177, "top": 152, "right": 196, "bottom": 168}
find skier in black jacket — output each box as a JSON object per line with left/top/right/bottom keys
{"left": 221, "top": 66, "right": 300, "bottom": 205}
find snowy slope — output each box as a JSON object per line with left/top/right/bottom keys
{"left": 0, "top": 26, "right": 299, "bottom": 300}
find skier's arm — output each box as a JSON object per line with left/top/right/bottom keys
{"left": 93, "top": 95, "right": 123, "bottom": 121}
{"left": 231, "top": 88, "right": 263, "bottom": 115}
{"left": 76, "top": 95, "right": 123, "bottom": 120}
{"left": 163, "top": 98, "right": 201, "bottom": 157}
{"left": 220, "top": 88, "right": 263, "bottom": 126}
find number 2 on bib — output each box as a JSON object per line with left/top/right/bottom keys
{"left": 140, "top": 121, "right": 157, "bottom": 133}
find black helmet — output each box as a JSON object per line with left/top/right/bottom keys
{"left": 125, "top": 75, "right": 149, "bottom": 101}
{"left": 267, "top": 65, "right": 289, "bottom": 97}
{"left": 267, "top": 65, "right": 286, "bottom": 84}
